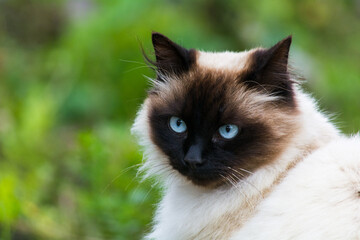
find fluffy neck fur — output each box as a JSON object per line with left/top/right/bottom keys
{"left": 132, "top": 86, "right": 340, "bottom": 239}
{"left": 132, "top": 33, "right": 342, "bottom": 239}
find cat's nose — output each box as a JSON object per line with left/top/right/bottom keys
{"left": 184, "top": 143, "right": 205, "bottom": 169}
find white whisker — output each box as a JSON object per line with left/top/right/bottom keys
{"left": 227, "top": 167, "right": 262, "bottom": 195}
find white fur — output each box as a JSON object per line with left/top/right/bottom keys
{"left": 231, "top": 135, "right": 360, "bottom": 240}
{"left": 132, "top": 51, "right": 360, "bottom": 239}
{"left": 196, "top": 50, "right": 252, "bottom": 70}
{"left": 132, "top": 100, "right": 178, "bottom": 182}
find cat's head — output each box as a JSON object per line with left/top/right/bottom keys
{"left": 133, "top": 32, "right": 300, "bottom": 188}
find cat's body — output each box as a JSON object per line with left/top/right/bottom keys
{"left": 132, "top": 33, "right": 360, "bottom": 239}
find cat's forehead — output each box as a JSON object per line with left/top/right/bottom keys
{"left": 152, "top": 49, "right": 258, "bottom": 95}
{"left": 148, "top": 47, "right": 289, "bottom": 120}
{"left": 151, "top": 64, "right": 242, "bottom": 107}
{"left": 148, "top": 65, "right": 277, "bottom": 122}
{"left": 196, "top": 50, "right": 254, "bottom": 71}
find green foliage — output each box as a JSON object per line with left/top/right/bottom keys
{"left": 0, "top": 0, "right": 359, "bottom": 239}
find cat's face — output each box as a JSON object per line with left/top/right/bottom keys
{"left": 140, "top": 33, "right": 299, "bottom": 188}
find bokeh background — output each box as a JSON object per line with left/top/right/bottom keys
{"left": 0, "top": 0, "right": 359, "bottom": 239}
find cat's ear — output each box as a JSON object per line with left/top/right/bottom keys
{"left": 150, "top": 32, "right": 195, "bottom": 76}
{"left": 243, "top": 36, "right": 294, "bottom": 102}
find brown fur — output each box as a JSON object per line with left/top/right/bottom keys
{"left": 148, "top": 58, "right": 300, "bottom": 187}
{"left": 192, "top": 135, "right": 320, "bottom": 240}
{"left": 135, "top": 33, "right": 336, "bottom": 239}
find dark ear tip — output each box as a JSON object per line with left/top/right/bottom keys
{"left": 269, "top": 35, "right": 292, "bottom": 53}
{"left": 281, "top": 35, "right": 292, "bottom": 47}
{"left": 151, "top": 32, "right": 168, "bottom": 44}
{"left": 151, "top": 31, "right": 161, "bottom": 38}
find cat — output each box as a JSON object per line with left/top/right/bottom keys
{"left": 132, "top": 32, "right": 360, "bottom": 240}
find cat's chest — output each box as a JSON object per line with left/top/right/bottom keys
{"left": 151, "top": 185, "right": 258, "bottom": 240}
{"left": 231, "top": 137, "right": 360, "bottom": 239}
{"left": 149, "top": 137, "right": 360, "bottom": 240}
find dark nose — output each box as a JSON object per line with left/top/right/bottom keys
{"left": 184, "top": 143, "right": 205, "bottom": 169}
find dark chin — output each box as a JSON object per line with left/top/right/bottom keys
{"left": 183, "top": 171, "right": 225, "bottom": 188}
{"left": 170, "top": 161, "right": 226, "bottom": 188}
{"left": 188, "top": 177, "right": 224, "bottom": 188}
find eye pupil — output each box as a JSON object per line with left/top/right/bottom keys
{"left": 176, "top": 119, "right": 182, "bottom": 126}
{"left": 218, "top": 124, "right": 239, "bottom": 139}
{"left": 226, "top": 125, "right": 231, "bottom": 132}
{"left": 169, "top": 116, "right": 187, "bottom": 133}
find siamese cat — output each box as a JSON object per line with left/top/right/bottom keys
{"left": 132, "top": 32, "right": 360, "bottom": 240}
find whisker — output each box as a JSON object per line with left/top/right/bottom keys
{"left": 226, "top": 167, "right": 262, "bottom": 195}
{"left": 227, "top": 166, "right": 245, "bottom": 177}
{"left": 102, "top": 163, "right": 142, "bottom": 194}
{"left": 125, "top": 173, "right": 139, "bottom": 191}
{"left": 230, "top": 173, "right": 256, "bottom": 209}
{"left": 124, "top": 65, "right": 152, "bottom": 73}
{"left": 138, "top": 164, "right": 173, "bottom": 181}
{"left": 118, "top": 58, "right": 148, "bottom": 66}
{"left": 140, "top": 183, "right": 156, "bottom": 204}
{"left": 224, "top": 173, "right": 255, "bottom": 210}
{"left": 238, "top": 167, "right": 255, "bottom": 175}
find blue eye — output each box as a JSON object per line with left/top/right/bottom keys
{"left": 169, "top": 116, "right": 187, "bottom": 133}
{"left": 219, "top": 124, "right": 239, "bottom": 139}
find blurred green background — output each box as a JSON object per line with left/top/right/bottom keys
{"left": 0, "top": 0, "right": 359, "bottom": 239}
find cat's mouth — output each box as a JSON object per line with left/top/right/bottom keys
{"left": 173, "top": 163, "right": 225, "bottom": 187}
{"left": 187, "top": 173, "right": 223, "bottom": 187}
